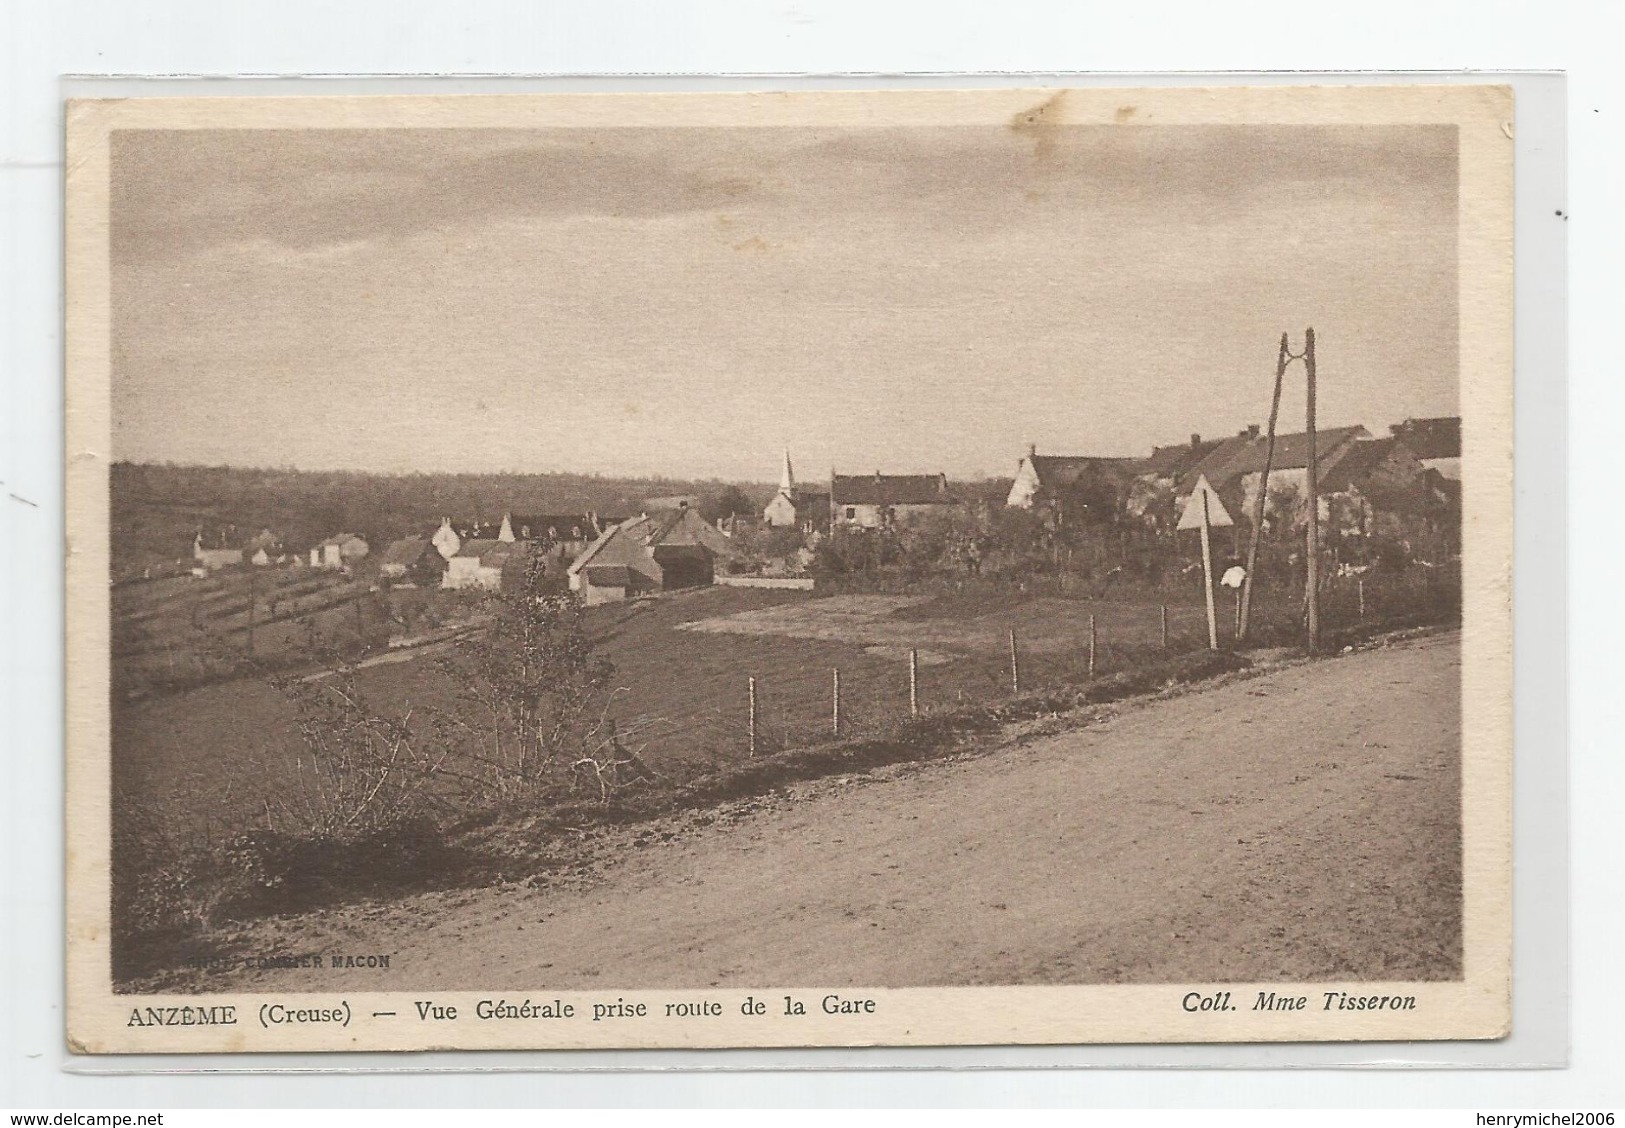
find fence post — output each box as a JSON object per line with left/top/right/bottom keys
{"left": 1358, "top": 578, "right": 1366, "bottom": 621}
{"left": 832, "top": 668, "right": 841, "bottom": 736}
{"left": 748, "top": 675, "right": 757, "bottom": 757}
{"left": 1088, "top": 615, "right": 1097, "bottom": 679}
{"left": 908, "top": 649, "right": 919, "bottom": 717}
{"left": 1160, "top": 604, "right": 1169, "bottom": 649}
{"left": 246, "top": 567, "right": 257, "bottom": 654}
{"left": 1008, "top": 627, "right": 1020, "bottom": 695}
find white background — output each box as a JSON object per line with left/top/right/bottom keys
{"left": 2, "top": 0, "right": 1619, "bottom": 1110}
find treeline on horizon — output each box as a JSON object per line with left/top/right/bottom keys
{"left": 110, "top": 461, "right": 783, "bottom": 568}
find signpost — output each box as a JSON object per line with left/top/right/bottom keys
{"left": 1178, "top": 475, "right": 1233, "bottom": 650}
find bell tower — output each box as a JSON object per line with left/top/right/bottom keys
{"left": 779, "top": 448, "right": 795, "bottom": 497}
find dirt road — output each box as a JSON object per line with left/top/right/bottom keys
{"left": 186, "top": 631, "right": 1461, "bottom": 990}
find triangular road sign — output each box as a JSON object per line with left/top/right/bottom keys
{"left": 1177, "top": 475, "right": 1234, "bottom": 531}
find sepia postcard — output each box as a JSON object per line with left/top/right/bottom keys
{"left": 65, "top": 84, "right": 1513, "bottom": 1053}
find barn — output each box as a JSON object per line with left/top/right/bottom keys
{"left": 567, "top": 506, "right": 737, "bottom": 605}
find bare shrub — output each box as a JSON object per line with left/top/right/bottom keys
{"left": 268, "top": 662, "right": 453, "bottom": 839}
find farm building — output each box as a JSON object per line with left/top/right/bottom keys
{"left": 442, "top": 539, "right": 524, "bottom": 591}
{"left": 762, "top": 450, "right": 831, "bottom": 535}
{"left": 378, "top": 535, "right": 450, "bottom": 586}
{"left": 1006, "top": 447, "right": 1137, "bottom": 527}
{"left": 567, "top": 506, "right": 738, "bottom": 605}
{"left": 310, "top": 533, "right": 369, "bottom": 570}
{"left": 831, "top": 471, "right": 956, "bottom": 530}
{"left": 1389, "top": 416, "right": 1461, "bottom": 480}
{"left": 191, "top": 534, "right": 243, "bottom": 572}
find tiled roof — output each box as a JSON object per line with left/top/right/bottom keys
{"left": 1137, "top": 439, "right": 1223, "bottom": 478}
{"left": 456, "top": 540, "right": 521, "bottom": 562}
{"left": 509, "top": 515, "right": 597, "bottom": 541}
{"left": 379, "top": 536, "right": 433, "bottom": 568}
{"left": 1389, "top": 416, "right": 1461, "bottom": 461}
{"left": 1178, "top": 426, "right": 1370, "bottom": 492}
{"left": 581, "top": 564, "right": 632, "bottom": 587}
{"left": 831, "top": 473, "right": 951, "bottom": 506}
{"left": 1320, "top": 438, "right": 1404, "bottom": 493}
{"left": 1027, "top": 455, "right": 1136, "bottom": 489}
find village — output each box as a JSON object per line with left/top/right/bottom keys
{"left": 108, "top": 406, "right": 1466, "bottom": 995}
{"left": 166, "top": 413, "right": 1461, "bottom": 608}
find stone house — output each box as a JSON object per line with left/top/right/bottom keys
{"left": 830, "top": 472, "right": 955, "bottom": 530}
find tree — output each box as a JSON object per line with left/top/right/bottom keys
{"left": 699, "top": 485, "right": 756, "bottom": 525}
{"left": 432, "top": 548, "right": 628, "bottom": 803}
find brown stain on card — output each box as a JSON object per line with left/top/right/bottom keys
{"left": 1009, "top": 91, "right": 1067, "bottom": 163}
{"left": 1115, "top": 104, "right": 1138, "bottom": 123}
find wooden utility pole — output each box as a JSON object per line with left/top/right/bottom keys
{"left": 1303, "top": 327, "right": 1321, "bottom": 654}
{"left": 1238, "top": 333, "right": 1289, "bottom": 642}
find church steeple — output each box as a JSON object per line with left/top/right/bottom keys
{"left": 779, "top": 449, "right": 795, "bottom": 496}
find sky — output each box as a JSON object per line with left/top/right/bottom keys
{"left": 110, "top": 122, "right": 1458, "bottom": 481}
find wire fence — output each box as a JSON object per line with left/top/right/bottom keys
{"left": 605, "top": 565, "right": 1461, "bottom": 772}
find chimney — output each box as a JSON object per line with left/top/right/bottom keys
{"left": 1028, "top": 442, "right": 1037, "bottom": 459}
{"left": 1190, "top": 433, "right": 1201, "bottom": 447}
{"left": 1247, "top": 424, "right": 1261, "bottom": 440}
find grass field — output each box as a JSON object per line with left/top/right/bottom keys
{"left": 109, "top": 565, "right": 1458, "bottom": 983}
{"left": 111, "top": 584, "right": 1225, "bottom": 842}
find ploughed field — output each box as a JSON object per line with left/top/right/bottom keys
{"left": 112, "top": 586, "right": 1217, "bottom": 842}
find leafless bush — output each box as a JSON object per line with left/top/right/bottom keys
{"left": 268, "top": 663, "right": 454, "bottom": 838}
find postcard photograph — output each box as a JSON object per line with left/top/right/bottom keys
{"left": 64, "top": 85, "right": 1513, "bottom": 1052}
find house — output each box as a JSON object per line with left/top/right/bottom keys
{"left": 310, "top": 533, "right": 369, "bottom": 570}
{"left": 377, "top": 535, "right": 450, "bottom": 586}
{"left": 191, "top": 534, "right": 243, "bottom": 572}
{"left": 830, "top": 471, "right": 955, "bottom": 530}
{"left": 431, "top": 517, "right": 462, "bottom": 560}
{"left": 1127, "top": 434, "right": 1224, "bottom": 523}
{"left": 442, "top": 539, "right": 524, "bottom": 591}
{"left": 1172, "top": 424, "right": 1372, "bottom": 523}
{"left": 243, "top": 529, "right": 281, "bottom": 564}
{"left": 762, "top": 451, "right": 831, "bottom": 535}
{"left": 1005, "top": 446, "right": 1137, "bottom": 527}
{"left": 1229, "top": 425, "right": 1372, "bottom": 519}
{"left": 1389, "top": 417, "right": 1461, "bottom": 480}
{"left": 506, "top": 513, "right": 613, "bottom": 556}
{"left": 1318, "top": 438, "right": 1442, "bottom": 538}
{"left": 567, "top": 506, "right": 738, "bottom": 605}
